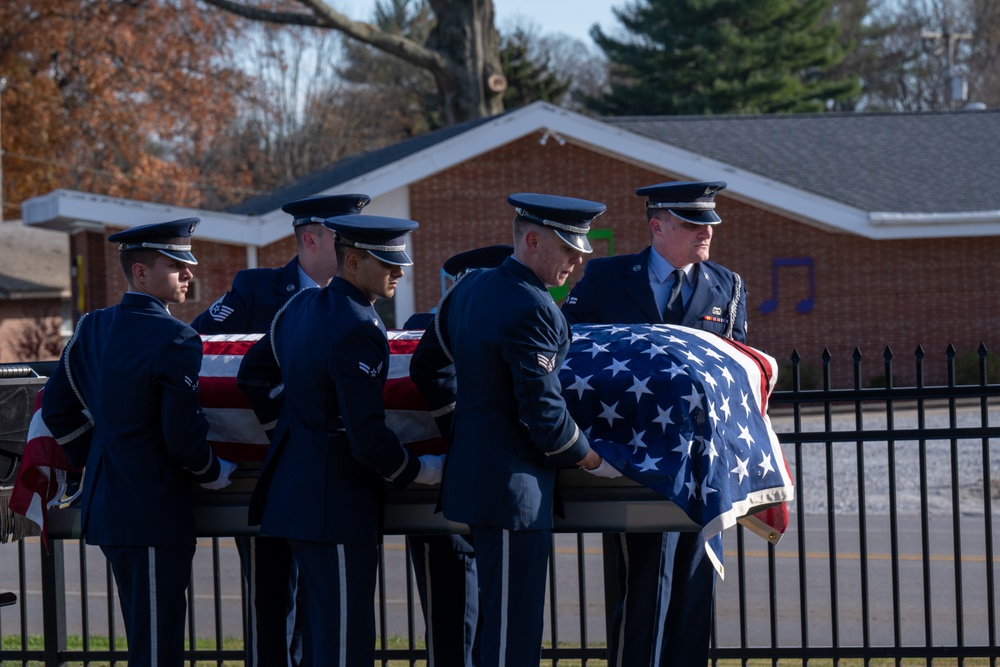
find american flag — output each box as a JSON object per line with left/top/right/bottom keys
{"left": 198, "top": 331, "right": 446, "bottom": 462}
{"left": 5, "top": 390, "right": 77, "bottom": 546}
{"left": 9, "top": 327, "right": 791, "bottom": 560}
{"left": 562, "top": 324, "right": 793, "bottom": 574}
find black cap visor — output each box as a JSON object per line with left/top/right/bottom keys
{"left": 666, "top": 208, "right": 722, "bottom": 225}
{"left": 554, "top": 229, "right": 593, "bottom": 253}
{"left": 118, "top": 240, "right": 198, "bottom": 265}
{"left": 159, "top": 248, "right": 199, "bottom": 265}
{"left": 367, "top": 248, "right": 414, "bottom": 266}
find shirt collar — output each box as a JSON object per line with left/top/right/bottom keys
{"left": 648, "top": 247, "right": 692, "bottom": 284}
{"left": 297, "top": 264, "right": 321, "bottom": 290}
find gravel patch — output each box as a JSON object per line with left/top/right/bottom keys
{"left": 769, "top": 403, "right": 1000, "bottom": 516}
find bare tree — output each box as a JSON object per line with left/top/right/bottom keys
{"left": 539, "top": 35, "right": 609, "bottom": 113}
{"left": 199, "top": 23, "right": 421, "bottom": 207}
{"left": 852, "top": 0, "right": 997, "bottom": 111}
{"left": 199, "top": 0, "right": 507, "bottom": 125}
{"left": 9, "top": 306, "right": 64, "bottom": 361}
{"left": 966, "top": 0, "right": 1000, "bottom": 107}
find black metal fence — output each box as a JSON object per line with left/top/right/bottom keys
{"left": 1, "top": 344, "right": 999, "bottom": 665}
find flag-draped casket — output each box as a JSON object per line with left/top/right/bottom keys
{"left": 11, "top": 324, "right": 792, "bottom": 573}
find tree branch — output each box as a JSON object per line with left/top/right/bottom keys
{"left": 200, "top": 0, "right": 449, "bottom": 74}
{"left": 200, "top": 0, "right": 325, "bottom": 27}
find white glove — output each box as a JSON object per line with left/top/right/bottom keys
{"left": 414, "top": 454, "right": 446, "bottom": 485}
{"left": 201, "top": 457, "right": 237, "bottom": 490}
{"left": 582, "top": 459, "right": 622, "bottom": 479}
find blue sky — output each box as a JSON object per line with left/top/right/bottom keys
{"left": 339, "top": 0, "right": 624, "bottom": 47}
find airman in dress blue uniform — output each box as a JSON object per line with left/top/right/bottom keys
{"left": 410, "top": 195, "right": 620, "bottom": 667}
{"left": 403, "top": 243, "right": 514, "bottom": 667}
{"left": 237, "top": 214, "right": 445, "bottom": 666}
{"left": 562, "top": 181, "right": 749, "bottom": 667}
{"left": 41, "top": 219, "right": 236, "bottom": 667}
{"left": 190, "top": 194, "right": 369, "bottom": 667}
{"left": 191, "top": 194, "right": 370, "bottom": 334}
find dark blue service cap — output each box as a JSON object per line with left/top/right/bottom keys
{"left": 281, "top": 194, "right": 371, "bottom": 227}
{"left": 636, "top": 181, "right": 728, "bottom": 225}
{"left": 323, "top": 214, "right": 419, "bottom": 266}
{"left": 443, "top": 244, "right": 514, "bottom": 278}
{"left": 107, "top": 217, "right": 200, "bottom": 265}
{"left": 507, "top": 193, "right": 605, "bottom": 253}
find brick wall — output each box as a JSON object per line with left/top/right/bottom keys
{"left": 172, "top": 237, "right": 297, "bottom": 324}
{"left": 79, "top": 229, "right": 294, "bottom": 326}
{"left": 407, "top": 133, "right": 998, "bottom": 388}
{"left": 69, "top": 229, "right": 114, "bottom": 316}
{"left": 171, "top": 239, "right": 248, "bottom": 324}
{"left": 70, "top": 133, "right": 998, "bottom": 388}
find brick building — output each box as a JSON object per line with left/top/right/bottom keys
{"left": 21, "top": 102, "right": 1000, "bottom": 387}
{"left": 0, "top": 222, "right": 71, "bottom": 363}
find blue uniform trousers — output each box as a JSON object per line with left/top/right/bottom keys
{"left": 608, "top": 531, "right": 716, "bottom": 667}
{"left": 407, "top": 534, "right": 479, "bottom": 666}
{"left": 101, "top": 545, "right": 195, "bottom": 667}
{"left": 472, "top": 526, "right": 550, "bottom": 667}
{"left": 236, "top": 535, "right": 303, "bottom": 666}
{"left": 288, "top": 539, "right": 378, "bottom": 666}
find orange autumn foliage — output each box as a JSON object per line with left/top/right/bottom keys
{"left": 0, "top": 0, "right": 256, "bottom": 218}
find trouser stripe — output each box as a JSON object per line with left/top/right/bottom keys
{"left": 148, "top": 546, "right": 158, "bottom": 667}
{"left": 499, "top": 529, "right": 509, "bottom": 667}
{"left": 338, "top": 544, "right": 347, "bottom": 667}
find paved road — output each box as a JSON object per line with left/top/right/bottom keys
{"left": 2, "top": 513, "right": 997, "bottom": 650}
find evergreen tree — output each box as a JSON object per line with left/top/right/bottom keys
{"left": 337, "top": 0, "right": 440, "bottom": 132}
{"left": 587, "top": 0, "right": 859, "bottom": 115}
{"left": 500, "top": 27, "right": 572, "bottom": 109}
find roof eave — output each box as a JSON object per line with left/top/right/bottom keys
{"left": 21, "top": 189, "right": 264, "bottom": 246}
{"left": 20, "top": 104, "right": 1000, "bottom": 244}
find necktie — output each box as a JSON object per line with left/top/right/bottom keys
{"left": 663, "top": 269, "right": 685, "bottom": 323}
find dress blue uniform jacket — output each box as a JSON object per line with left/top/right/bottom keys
{"left": 562, "top": 249, "right": 748, "bottom": 342}
{"left": 191, "top": 258, "right": 302, "bottom": 334}
{"left": 191, "top": 259, "right": 307, "bottom": 667}
{"left": 410, "top": 257, "right": 592, "bottom": 531}
{"left": 237, "top": 277, "right": 422, "bottom": 544}
{"left": 41, "top": 293, "right": 221, "bottom": 547}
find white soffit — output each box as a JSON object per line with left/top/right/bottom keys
{"left": 22, "top": 189, "right": 262, "bottom": 246}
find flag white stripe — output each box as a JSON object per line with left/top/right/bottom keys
{"left": 200, "top": 354, "right": 249, "bottom": 377}
{"left": 384, "top": 410, "right": 440, "bottom": 445}
{"left": 388, "top": 353, "right": 411, "bottom": 379}
{"left": 204, "top": 408, "right": 271, "bottom": 445}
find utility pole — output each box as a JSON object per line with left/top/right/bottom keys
{"left": 920, "top": 28, "right": 974, "bottom": 110}
{"left": 0, "top": 76, "right": 6, "bottom": 223}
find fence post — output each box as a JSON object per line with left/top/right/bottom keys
{"left": 40, "top": 539, "right": 67, "bottom": 667}
{"left": 601, "top": 532, "right": 619, "bottom": 651}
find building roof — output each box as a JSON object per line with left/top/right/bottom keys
{"left": 22, "top": 102, "right": 1000, "bottom": 243}
{"left": 603, "top": 109, "right": 1000, "bottom": 215}
{"left": 228, "top": 117, "right": 497, "bottom": 216}
{"left": 0, "top": 221, "right": 70, "bottom": 300}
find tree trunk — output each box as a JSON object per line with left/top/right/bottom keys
{"left": 201, "top": 0, "right": 507, "bottom": 124}
{"left": 426, "top": 0, "right": 506, "bottom": 124}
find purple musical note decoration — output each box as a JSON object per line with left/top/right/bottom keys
{"left": 759, "top": 257, "right": 815, "bottom": 314}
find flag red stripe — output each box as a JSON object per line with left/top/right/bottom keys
{"left": 384, "top": 377, "right": 430, "bottom": 411}
{"left": 200, "top": 376, "right": 251, "bottom": 409}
